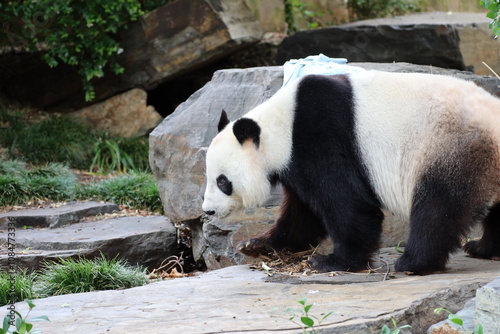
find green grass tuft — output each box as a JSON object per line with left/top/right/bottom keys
{"left": 0, "top": 161, "right": 77, "bottom": 206}
{"left": 77, "top": 172, "right": 163, "bottom": 212}
{"left": 14, "top": 115, "right": 98, "bottom": 170}
{"left": 0, "top": 270, "right": 37, "bottom": 307}
{"left": 35, "top": 254, "right": 149, "bottom": 297}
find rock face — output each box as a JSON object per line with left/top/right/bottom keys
{"left": 475, "top": 278, "right": 500, "bottom": 333}
{"left": 277, "top": 12, "right": 500, "bottom": 75}
{"left": 0, "top": 0, "right": 262, "bottom": 111}
{"left": 150, "top": 63, "right": 500, "bottom": 270}
{"left": 70, "top": 89, "right": 162, "bottom": 138}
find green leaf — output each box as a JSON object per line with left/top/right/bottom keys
{"left": 321, "top": 311, "right": 333, "bottom": 321}
{"left": 25, "top": 299, "right": 35, "bottom": 310}
{"left": 434, "top": 308, "right": 448, "bottom": 315}
{"left": 2, "top": 315, "right": 10, "bottom": 334}
{"left": 487, "top": 10, "right": 498, "bottom": 19}
{"left": 300, "top": 316, "right": 315, "bottom": 328}
{"left": 285, "top": 308, "right": 302, "bottom": 314}
{"left": 474, "top": 324, "right": 484, "bottom": 334}
{"left": 17, "top": 321, "right": 27, "bottom": 334}
{"left": 28, "top": 315, "right": 50, "bottom": 322}
{"left": 381, "top": 325, "right": 391, "bottom": 334}
{"left": 298, "top": 298, "right": 307, "bottom": 306}
{"left": 448, "top": 314, "right": 463, "bottom": 326}
{"left": 304, "top": 304, "right": 313, "bottom": 313}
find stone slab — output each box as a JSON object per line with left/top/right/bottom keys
{"left": 0, "top": 216, "right": 177, "bottom": 270}
{"left": 0, "top": 202, "right": 119, "bottom": 229}
{"left": 10, "top": 251, "right": 500, "bottom": 334}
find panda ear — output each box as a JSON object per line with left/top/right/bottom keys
{"left": 233, "top": 118, "right": 261, "bottom": 148}
{"left": 218, "top": 110, "right": 230, "bottom": 132}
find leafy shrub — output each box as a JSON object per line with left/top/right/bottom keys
{"left": 347, "top": 0, "right": 423, "bottom": 20}
{"left": 0, "top": 270, "right": 37, "bottom": 307}
{"left": 116, "top": 136, "right": 151, "bottom": 172}
{"left": 0, "top": 0, "right": 171, "bottom": 101}
{"left": 90, "top": 136, "right": 149, "bottom": 173}
{"left": 35, "top": 254, "right": 149, "bottom": 297}
{"left": 0, "top": 300, "right": 49, "bottom": 334}
{"left": 481, "top": 0, "right": 500, "bottom": 36}
{"left": 1, "top": 108, "right": 150, "bottom": 172}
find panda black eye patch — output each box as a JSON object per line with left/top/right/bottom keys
{"left": 216, "top": 174, "right": 233, "bottom": 196}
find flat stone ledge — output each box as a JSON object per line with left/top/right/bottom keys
{"left": 14, "top": 251, "right": 500, "bottom": 334}
{"left": 0, "top": 216, "right": 177, "bottom": 270}
{"left": 0, "top": 202, "right": 120, "bottom": 229}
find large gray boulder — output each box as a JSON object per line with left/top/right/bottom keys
{"left": 70, "top": 89, "right": 162, "bottom": 138}
{"left": 277, "top": 12, "right": 500, "bottom": 76}
{"left": 0, "top": 213, "right": 177, "bottom": 271}
{"left": 149, "top": 66, "right": 284, "bottom": 223}
{"left": 150, "top": 63, "right": 500, "bottom": 270}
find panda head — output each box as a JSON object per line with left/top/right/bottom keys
{"left": 202, "top": 110, "right": 272, "bottom": 218}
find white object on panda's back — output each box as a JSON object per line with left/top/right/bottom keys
{"left": 282, "top": 53, "right": 365, "bottom": 87}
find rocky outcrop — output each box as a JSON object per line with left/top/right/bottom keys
{"left": 71, "top": 89, "right": 162, "bottom": 138}
{"left": 0, "top": 0, "right": 262, "bottom": 111}
{"left": 150, "top": 63, "right": 500, "bottom": 270}
{"left": 277, "top": 12, "right": 500, "bottom": 75}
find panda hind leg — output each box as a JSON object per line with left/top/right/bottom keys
{"left": 395, "top": 185, "right": 475, "bottom": 275}
{"left": 237, "top": 186, "right": 327, "bottom": 257}
{"left": 464, "top": 203, "right": 500, "bottom": 260}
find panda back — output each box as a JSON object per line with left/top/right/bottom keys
{"left": 350, "top": 71, "right": 500, "bottom": 218}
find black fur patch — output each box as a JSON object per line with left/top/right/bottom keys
{"left": 233, "top": 118, "right": 261, "bottom": 148}
{"left": 218, "top": 110, "right": 230, "bottom": 132}
{"left": 275, "top": 74, "right": 383, "bottom": 272}
{"left": 216, "top": 174, "right": 233, "bottom": 196}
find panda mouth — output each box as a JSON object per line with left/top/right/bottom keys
{"left": 214, "top": 210, "right": 231, "bottom": 219}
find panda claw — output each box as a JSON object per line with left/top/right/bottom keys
{"left": 464, "top": 240, "right": 500, "bottom": 259}
{"left": 237, "top": 238, "right": 271, "bottom": 257}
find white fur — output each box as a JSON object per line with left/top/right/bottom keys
{"left": 202, "top": 80, "right": 299, "bottom": 217}
{"left": 351, "top": 71, "right": 500, "bottom": 218}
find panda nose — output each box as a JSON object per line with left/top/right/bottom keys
{"left": 204, "top": 210, "right": 215, "bottom": 216}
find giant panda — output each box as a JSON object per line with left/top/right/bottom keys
{"left": 202, "top": 71, "right": 500, "bottom": 275}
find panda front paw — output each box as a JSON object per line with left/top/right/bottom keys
{"left": 237, "top": 237, "right": 272, "bottom": 257}
{"left": 309, "top": 254, "right": 360, "bottom": 272}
